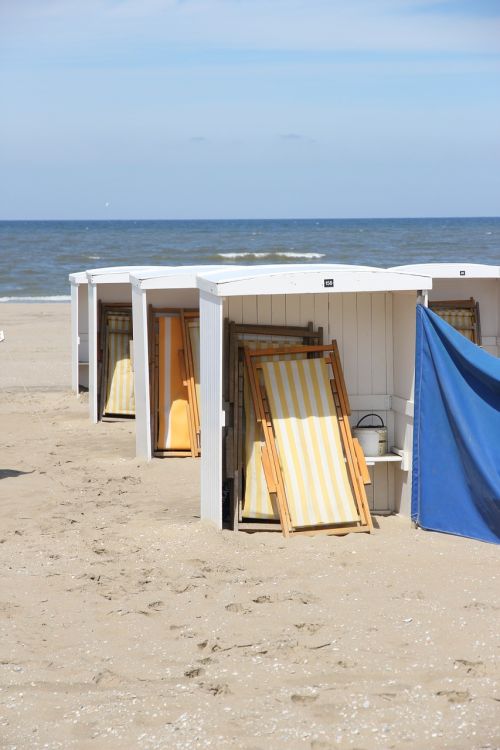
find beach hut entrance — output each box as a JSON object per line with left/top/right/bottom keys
{"left": 99, "top": 305, "right": 135, "bottom": 418}
{"left": 226, "top": 322, "right": 323, "bottom": 530}
{"left": 429, "top": 298, "right": 481, "bottom": 344}
{"left": 150, "top": 308, "right": 200, "bottom": 458}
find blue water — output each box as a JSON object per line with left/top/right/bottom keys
{"left": 0, "top": 218, "right": 498, "bottom": 299}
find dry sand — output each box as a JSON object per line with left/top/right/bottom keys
{"left": 0, "top": 302, "right": 499, "bottom": 750}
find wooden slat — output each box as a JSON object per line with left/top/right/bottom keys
{"left": 371, "top": 293, "right": 387, "bottom": 395}
{"left": 353, "top": 438, "right": 371, "bottom": 485}
{"left": 342, "top": 294, "right": 358, "bottom": 396}
{"left": 356, "top": 293, "right": 372, "bottom": 397}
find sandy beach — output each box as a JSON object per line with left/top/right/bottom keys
{"left": 0, "top": 302, "right": 498, "bottom": 750}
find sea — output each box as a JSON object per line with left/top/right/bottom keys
{"left": 0, "top": 217, "right": 498, "bottom": 300}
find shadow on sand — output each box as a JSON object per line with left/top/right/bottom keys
{"left": 0, "top": 469, "right": 35, "bottom": 480}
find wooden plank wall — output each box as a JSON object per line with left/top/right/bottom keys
{"left": 227, "top": 291, "right": 397, "bottom": 513}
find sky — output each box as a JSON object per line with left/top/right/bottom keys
{"left": 1, "top": 0, "right": 499, "bottom": 220}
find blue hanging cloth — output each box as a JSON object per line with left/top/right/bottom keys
{"left": 412, "top": 305, "right": 500, "bottom": 544}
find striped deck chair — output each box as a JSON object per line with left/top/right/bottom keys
{"left": 183, "top": 316, "right": 201, "bottom": 454}
{"left": 226, "top": 322, "right": 323, "bottom": 530}
{"left": 241, "top": 338, "right": 307, "bottom": 521}
{"left": 247, "top": 343, "right": 372, "bottom": 536}
{"left": 102, "top": 310, "right": 135, "bottom": 417}
{"left": 155, "top": 314, "right": 193, "bottom": 455}
{"left": 429, "top": 299, "right": 481, "bottom": 344}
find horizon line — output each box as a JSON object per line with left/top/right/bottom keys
{"left": 1, "top": 215, "right": 499, "bottom": 223}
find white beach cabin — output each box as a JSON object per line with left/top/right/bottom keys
{"left": 197, "top": 264, "right": 432, "bottom": 530}
{"left": 87, "top": 266, "right": 169, "bottom": 423}
{"left": 129, "top": 265, "right": 225, "bottom": 460}
{"left": 69, "top": 271, "right": 89, "bottom": 393}
{"left": 390, "top": 264, "right": 500, "bottom": 356}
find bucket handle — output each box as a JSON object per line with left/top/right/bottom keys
{"left": 355, "top": 413, "right": 385, "bottom": 429}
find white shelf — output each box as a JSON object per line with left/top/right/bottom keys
{"left": 78, "top": 361, "right": 89, "bottom": 367}
{"left": 365, "top": 452, "right": 403, "bottom": 466}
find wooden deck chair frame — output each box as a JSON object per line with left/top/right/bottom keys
{"left": 181, "top": 311, "right": 201, "bottom": 456}
{"left": 245, "top": 341, "right": 373, "bottom": 537}
{"left": 98, "top": 302, "right": 134, "bottom": 420}
{"left": 149, "top": 306, "right": 199, "bottom": 458}
{"left": 429, "top": 298, "right": 481, "bottom": 344}
{"left": 225, "top": 321, "right": 323, "bottom": 531}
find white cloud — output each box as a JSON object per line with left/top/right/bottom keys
{"left": 2, "top": 0, "right": 500, "bottom": 56}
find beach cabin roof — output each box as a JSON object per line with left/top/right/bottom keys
{"left": 197, "top": 264, "right": 432, "bottom": 297}
{"left": 130, "top": 265, "right": 226, "bottom": 291}
{"left": 390, "top": 263, "right": 500, "bottom": 279}
{"left": 68, "top": 271, "right": 88, "bottom": 285}
{"left": 86, "top": 266, "right": 169, "bottom": 285}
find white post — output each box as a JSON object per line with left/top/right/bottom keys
{"left": 88, "top": 282, "right": 99, "bottom": 423}
{"left": 200, "top": 290, "right": 224, "bottom": 529}
{"left": 132, "top": 285, "right": 152, "bottom": 459}
{"left": 70, "top": 282, "right": 79, "bottom": 393}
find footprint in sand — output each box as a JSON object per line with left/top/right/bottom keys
{"left": 464, "top": 601, "right": 499, "bottom": 612}
{"left": 93, "top": 669, "right": 126, "bottom": 688}
{"left": 294, "top": 622, "right": 323, "bottom": 634}
{"left": 436, "top": 689, "right": 471, "bottom": 703}
{"left": 454, "top": 659, "right": 486, "bottom": 677}
{"left": 199, "top": 682, "right": 230, "bottom": 696}
{"left": 291, "top": 693, "right": 318, "bottom": 704}
{"left": 225, "top": 602, "right": 252, "bottom": 614}
{"left": 184, "top": 667, "right": 204, "bottom": 678}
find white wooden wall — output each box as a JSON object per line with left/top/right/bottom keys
{"left": 223, "top": 291, "right": 414, "bottom": 514}
{"left": 200, "top": 291, "right": 224, "bottom": 528}
{"left": 430, "top": 279, "right": 500, "bottom": 357}
{"left": 144, "top": 288, "right": 199, "bottom": 309}
{"left": 392, "top": 293, "right": 418, "bottom": 517}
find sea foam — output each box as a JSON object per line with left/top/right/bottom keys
{"left": 0, "top": 296, "right": 71, "bottom": 303}
{"left": 218, "top": 252, "right": 325, "bottom": 259}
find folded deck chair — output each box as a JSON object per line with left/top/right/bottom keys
{"left": 429, "top": 298, "right": 481, "bottom": 344}
{"left": 242, "top": 340, "right": 309, "bottom": 521}
{"left": 154, "top": 313, "right": 194, "bottom": 456}
{"left": 226, "top": 322, "right": 323, "bottom": 531}
{"left": 101, "top": 309, "right": 135, "bottom": 417}
{"left": 183, "top": 315, "right": 201, "bottom": 455}
{"left": 246, "top": 342, "right": 372, "bottom": 536}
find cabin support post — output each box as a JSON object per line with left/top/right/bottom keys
{"left": 200, "top": 290, "right": 224, "bottom": 529}
{"left": 132, "top": 284, "right": 152, "bottom": 460}
{"left": 88, "top": 281, "right": 99, "bottom": 424}
{"left": 70, "top": 282, "right": 79, "bottom": 393}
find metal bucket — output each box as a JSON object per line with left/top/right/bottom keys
{"left": 353, "top": 413, "right": 388, "bottom": 457}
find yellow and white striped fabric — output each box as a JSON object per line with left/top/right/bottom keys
{"left": 434, "top": 308, "right": 476, "bottom": 342}
{"left": 241, "top": 337, "right": 304, "bottom": 520}
{"left": 157, "top": 314, "right": 191, "bottom": 451}
{"left": 260, "top": 357, "right": 359, "bottom": 528}
{"left": 186, "top": 319, "right": 201, "bottom": 423}
{"left": 103, "top": 312, "right": 135, "bottom": 416}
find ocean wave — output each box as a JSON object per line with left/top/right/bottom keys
{"left": 0, "top": 295, "right": 71, "bottom": 303}
{"left": 218, "top": 252, "right": 326, "bottom": 259}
